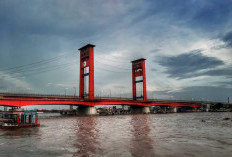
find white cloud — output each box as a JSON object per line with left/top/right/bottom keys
{"left": 0, "top": 71, "right": 31, "bottom": 92}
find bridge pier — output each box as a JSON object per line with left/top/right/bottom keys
{"left": 4, "top": 106, "right": 7, "bottom": 111}
{"left": 206, "top": 104, "right": 211, "bottom": 112}
{"left": 130, "top": 106, "right": 150, "bottom": 114}
{"left": 193, "top": 107, "right": 197, "bottom": 112}
{"left": 77, "top": 106, "right": 97, "bottom": 116}
{"left": 173, "top": 107, "right": 178, "bottom": 113}
{"left": 161, "top": 106, "right": 167, "bottom": 113}
{"left": 70, "top": 105, "right": 74, "bottom": 110}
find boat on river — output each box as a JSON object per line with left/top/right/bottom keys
{"left": 0, "top": 109, "right": 41, "bottom": 128}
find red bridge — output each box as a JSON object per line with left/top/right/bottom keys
{"left": 0, "top": 44, "right": 201, "bottom": 115}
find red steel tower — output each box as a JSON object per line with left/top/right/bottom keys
{"left": 79, "top": 44, "right": 95, "bottom": 99}
{"left": 131, "top": 58, "right": 147, "bottom": 101}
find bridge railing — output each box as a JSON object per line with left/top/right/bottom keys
{"left": 0, "top": 92, "right": 227, "bottom": 104}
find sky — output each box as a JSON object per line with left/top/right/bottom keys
{"left": 0, "top": 0, "right": 232, "bottom": 103}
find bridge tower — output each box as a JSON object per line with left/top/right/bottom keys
{"left": 79, "top": 44, "right": 95, "bottom": 100}
{"left": 131, "top": 58, "right": 147, "bottom": 101}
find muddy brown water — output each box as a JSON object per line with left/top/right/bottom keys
{"left": 0, "top": 112, "right": 232, "bottom": 157}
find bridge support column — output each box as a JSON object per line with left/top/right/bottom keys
{"left": 70, "top": 105, "right": 74, "bottom": 110}
{"left": 78, "top": 106, "right": 97, "bottom": 116}
{"left": 164, "top": 107, "right": 167, "bottom": 113}
{"left": 131, "top": 58, "right": 147, "bottom": 101}
{"left": 173, "top": 107, "right": 178, "bottom": 113}
{"left": 79, "top": 44, "right": 95, "bottom": 100}
{"left": 4, "top": 106, "right": 7, "bottom": 111}
{"left": 130, "top": 106, "right": 150, "bottom": 114}
{"left": 206, "top": 104, "right": 210, "bottom": 112}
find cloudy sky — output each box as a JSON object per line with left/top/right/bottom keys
{"left": 0, "top": 0, "right": 232, "bottom": 102}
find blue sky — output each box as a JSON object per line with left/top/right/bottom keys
{"left": 0, "top": 0, "right": 232, "bottom": 102}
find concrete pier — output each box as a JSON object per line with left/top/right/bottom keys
{"left": 78, "top": 106, "right": 97, "bottom": 116}
{"left": 130, "top": 106, "right": 150, "bottom": 114}
{"left": 4, "top": 106, "right": 7, "bottom": 111}
{"left": 173, "top": 107, "right": 178, "bottom": 113}
{"left": 70, "top": 105, "right": 74, "bottom": 110}
{"left": 206, "top": 104, "right": 211, "bottom": 112}
{"left": 163, "top": 107, "right": 167, "bottom": 113}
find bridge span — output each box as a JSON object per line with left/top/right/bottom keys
{"left": 0, "top": 93, "right": 201, "bottom": 114}
{"left": 0, "top": 44, "right": 202, "bottom": 115}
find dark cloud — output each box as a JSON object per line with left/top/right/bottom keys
{"left": 204, "top": 68, "right": 232, "bottom": 77}
{"left": 149, "top": 86, "right": 232, "bottom": 103}
{"left": 158, "top": 50, "right": 224, "bottom": 79}
{"left": 132, "top": 0, "right": 232, "bottom": 33}
{"left": 173, "top": 86, "right": 232, "bottom": 102}
{"left": 181, "top": 67, "right": 232, "bottom": 79}
{"left": 222, "top": 31, "right": 232, "bottom": 47}
{"left": 191, "top": 0, "right": 232, "bottom": 31}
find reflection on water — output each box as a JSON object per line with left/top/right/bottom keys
{"left": 0, "top": 112, "right": 232, "bottom": 157}
{"left": 73, "top": 117, "right": 101, "bottom": 156}
{"left": 130, "top": 115, "right": 154, "bottom": 156}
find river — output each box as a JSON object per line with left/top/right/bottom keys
{"left": 0, "top": 112, "right": 231, "bottom": 157}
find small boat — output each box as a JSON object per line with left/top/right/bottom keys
{"left": 0, "top": 110, "right": 40, "bottom": 128}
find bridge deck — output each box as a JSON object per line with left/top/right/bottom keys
{"left": 0, "top": 93, "right": 201, "bottom": 108}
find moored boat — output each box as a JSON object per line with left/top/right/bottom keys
{"left": 0, "top": 109, "right": 41, "bottom": 128}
